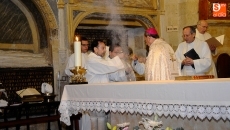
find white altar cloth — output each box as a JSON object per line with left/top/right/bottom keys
{"left": 58, "top": 78, "right": 230, "bottom": 125}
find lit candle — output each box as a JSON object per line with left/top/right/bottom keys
{"left": 74, "top": 36, "right": 81, "bottom": 67}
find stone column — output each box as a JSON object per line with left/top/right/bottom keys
{"left": 57, "top": 0, "right": 68, "bottom": 100}
{"left": 57, "top": 0, "right": 67, "bottom": 65}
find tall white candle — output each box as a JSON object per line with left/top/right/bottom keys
{"left": 74, "top": 37, "right": 81, "bottom": 66}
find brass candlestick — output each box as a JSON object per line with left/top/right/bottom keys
{"left": 70, "top": 66, "right": 87, "bottom": 83}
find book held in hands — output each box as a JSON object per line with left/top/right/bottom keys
{"left": 182, "top": 48, "right": 200, "bottom": 69}
{"left": 184, "top": 48, "right": 200, "bottom": 60}
{"left": 205, "top": 35, "right": 225, "bottom": 47}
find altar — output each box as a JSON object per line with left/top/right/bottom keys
{"left": 58, "top": 78, "right": 230, "bottom": 129}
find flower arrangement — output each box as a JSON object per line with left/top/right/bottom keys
{"left": 117, "top": 122, "right": 130, "bottom": 130}
{"left": 139, "top": 118, "right": 163, "bottom": 130}
{"left": 107, "top": 115, "right": 184, "bottom": 130}
{"left": 139, "top": 115, "right": 184, "bottom": 130}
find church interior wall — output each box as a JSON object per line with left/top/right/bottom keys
{"left": 1, "top": 0, "right": 229, "bottom": 65}
{"left": 0, "top": 0, "right": 229, "bottom": 96}
{"left": 162, "top": 0, "right": 199, "bottom": 51}
{"left": 0, "top": 0, "right": 229, "bottom": 98}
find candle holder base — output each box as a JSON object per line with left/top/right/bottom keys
{"left": 69, "top": 82, "right": 88, "bottom": 84}
{"left": 70, "top": 66, "right": 87, "bottom": 84}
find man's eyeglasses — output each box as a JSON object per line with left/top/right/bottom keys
{"left": 114, "top": 51, "right": 123, "bottom": 54}
{"left": 81, "top": 44, "right": 89, "bottom": 47}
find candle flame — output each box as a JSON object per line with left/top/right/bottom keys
{"left": 75, "top": 36, "right": 78, "bottom": 41}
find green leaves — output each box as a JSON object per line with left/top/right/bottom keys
{"left": 107, "top": 122, "right": 112, "bottom": 129}
{"left": 112, "top": 126, "right": 117, "bottom": 130}
{"left": 107, "top": 122, "right": 117, "bottom": 130}
{"left": 154, "top": 114, "right": 158, "bottom": 121}
{"left": 165, "top": 127, "right": 173, "bottom": 130}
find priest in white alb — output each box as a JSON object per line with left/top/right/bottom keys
{"left": 84, "top": 39, "right": 126, "bottom": 130}
{"left": 196, "top": 20, "right": 218, "bottom": 78}
{"left": 85, "top": 39, "right": 125, "bottom": 83}
{"left": 175, "top": 26, "right": 212, "bottom": 76}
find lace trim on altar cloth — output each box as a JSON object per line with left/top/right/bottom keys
{"left": 58, "top": 100, "right": 230, "bottom": 125}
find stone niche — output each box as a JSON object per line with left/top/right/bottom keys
{"left": 0, "top": 0, "right": 57, "bottom": 68}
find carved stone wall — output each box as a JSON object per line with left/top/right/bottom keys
{"left": 0, "top": 0, "right": 58, "bottom": 53}
{"left": 1, "top": 0, "right": 230, "bottom": 129}
{"left": 0, "top": 0, "right": 60, "bottom": 100}
{"left": 0, "top": 1, "right": 32, "bottom": 47}
{"left": 73, "top": 0, "right": 159, "bottom": 9}
{"left": 65, "top": 0, "right": 163, "bottom": 45}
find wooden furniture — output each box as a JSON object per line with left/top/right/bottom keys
{"left": 0, "top": 101, "right": 61, "bottom": 130}
{"left": 0, "top": 67, "right": 61, "bottom": 130}
{"left": 0, "top": 67, "right": 54, "bottom": 104}
{"left": 67, "top": 114, "right": 81, "bottom": 130}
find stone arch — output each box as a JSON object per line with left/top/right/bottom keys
{"left": 0, "top": 0, "right": 58, "bottom": 55}
{"left": 0, "top": 0, "right": 58, "bottom": 65}
{"left": 32, "top": 0, "right": 58, "bottom": 65}
{"left": 70, "top": 12, "right": 158, "bottom": 43}
{"left": 33, "top": 0, "right": 58, "bottom": 33}
{"left": 73, "top": 13, "right": 157, "bottom": 29}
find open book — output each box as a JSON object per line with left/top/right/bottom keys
{"left": 206, "top": 35, "right": 225, "bottom": 47}
{"left": 16, "top": 88, "right": 41, "bottom": 98}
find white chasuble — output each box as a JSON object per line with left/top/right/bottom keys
{"left": 145, "top": 39, "right": 175, "bottom": 81}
